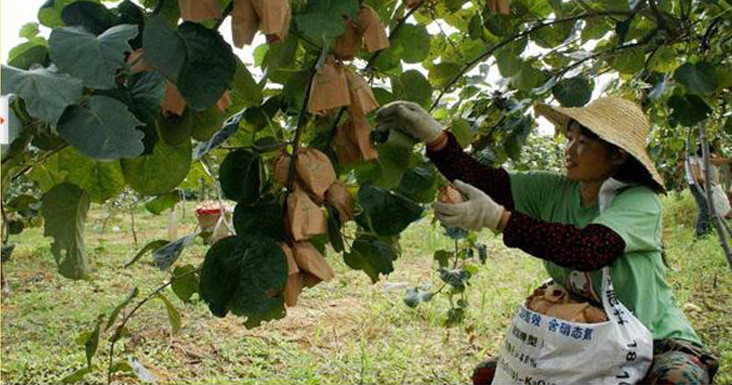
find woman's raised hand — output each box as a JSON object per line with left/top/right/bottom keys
{"left": 375, "top": 101, "right": 442, "bottom": 144}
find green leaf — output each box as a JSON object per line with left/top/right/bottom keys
{"left": 397, "top": 162, "right": 439, "bottom": 204}
{"left": 157, "top": 293, "right": 181, "bottom": 333}
{"left": 191, "top": 105, "right": 226, "bottom": 141}
{"left": 434, "top": 250, "right": 452, "bottom": 268}
{"left": 327, "top": 206, "right": 344, "bottom": 253}
{"left": 109, "top": 361, "right": 133, "bottom": 374}
{"left": 219, "top": 149, "right": 261, "bottom": 203}
{"left": 142, "top": 15, "right": 185, "bottom": 81}
{"left": 358, "top": 129, "right": 415, "bottom": 189}
{"left": 494, "top": 45, "right": 523, "bottom": 78}
{"left": 668, "top": 94, "right": 712, "bottom": 127}
{"left": 171, "top": 264, "right": 199, "bottom": 303}
{"left": 121, "top": 138, "right": 192, "bottom": 195}
{"left": 510, "top": 62, "right": 546, "bottom": 92}
{"left": 674, "top": 62, "right": 719, "bottom": 95}
{"left": 394, "top": 23, "right": 431, "bottom": 64}
{"left": 552, "top": 76, "right": 594, "bottom": 107}
{"left": 581, "top": 18, "right": 612, "bottom": 42}
{"left": 125, "top": 239, "right": 168, "bottom": 268}
{"left": 144, "top": 191, "right": 181, "bottom": 215}
{"left": 233, "top": 199, "right": 286, "bottom": 241}
{"left": 531, "top": 22, "right": 573, "bottom": 48}
{"left": 344, "top": 236, "right": 396, "bottom": 283}
{"left": 61, "top": 366, "right": 94, "bottom": 383}
{"left": 8, "top": 41, "right": 49, "bottom": 70}
{"left": 48, "top": 24, "right": 138, "bottom": 89}
{"left": 229, "top": 58, "right": 263, "bottom": 110}
{"left": 58, "top": 95, "right": 144, "bottom": 160}
{"left": 1, "top": 65, "right": 84, "bottom": 126}
{"left": 647, "top": 46, "right": 678, "bottom": 72}
{"left": 199, "top": 235, "right": 288, "bottom": 327}
{"left": 449, "top": 118, "right": 473, "bottom": 148}
{"left": 295, "top": 0, "right": 360, "bottom": 43}
{"left": 159, "top": 108, "right": 193, "bottom": 146}
{"left": 608, "top": 47, "right": 645, "bottom": 74}
{"left": 177, "top": 22, "right": 237, "bottom": 110}
{"left": 198, "top": 237, "right": 241, "bottom": 317}
{"left": 20, "top": 23, "right": 40, "bottom": 39}
{"left": 356, "top": 184, "right": 423, "bottom": 237}
{"left": 391, "top": 70, "right": 433, "bottom": 109}
{"left": 152, "top": 233, "right": 198, "bottom": 271}
{"left": 429, "top": 62, "right": 462, "bottom": 89}
{"left": 42, "top": 183, "right": 91, "bottom": 280}
{"left": 85, "top": 316, "right": 102, "bottom": 367}
{"left": 105, "top": 287, "right": 139, "bottom": 331}
{"left": 60, "top": 1, "right": 120, "bottom": 35}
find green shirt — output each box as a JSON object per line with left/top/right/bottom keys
{"left": 509, "top": 171, "right": 700, "bottom": 343}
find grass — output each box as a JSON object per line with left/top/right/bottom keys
{"left": 1, "top": 190, "right": 730, "bottom": 384}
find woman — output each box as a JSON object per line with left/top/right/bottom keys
{"left": 693, "top": 143, "right": 732, "bottom": 219}
{"left": 376, "top": 97, "right": 718, "bottom": 384}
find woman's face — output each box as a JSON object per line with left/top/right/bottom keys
{"left": 563, "top": 121, "right": 624, "bottom": 184}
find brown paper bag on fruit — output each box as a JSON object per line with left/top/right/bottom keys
{"left": 326, "top": 180, "right": 355, "bottom": 222}
{"left": 345, "top": 69, "right": 379, "bottom": 116}
{"left": 308, "top": 57, "right": 351, "bottom": 115}
{"left": 216, "top": 91, "right": 232, "bottom": 113}
{"left": 127, "top": 48, "right": 154, "bottom": 74}
{"left": 178, "top": 0, "right": 221, "bottom": 22}
{"left": 350, "top": 114, "right": 379, "bottom": 161}
{"left": 404, "top": 0, "right": 422, "bottom": 8}
{"left": 358, "top": 6, "right": 390, "bottom": 53}
{"left": 487, "top": 0, "right": 510, "bottom": 15}
{"left": 252, "top": 0, "right": 290, "bottom": 44}
{"left": 281, "top": 243, "right": 302, "bottom": 307}
{"left": 161, "top": 80, "right": 186, "bottom": 117}
{"left": 333, "top": 18, "right": 361, "bottom": 60}
{"left": 334, "top": 122, "right": 363, "bottom": 166}
{"left": 232, "top": 0, "right": 259, "bottom": 47}
{"left": 296, "top": 148, "right": 337, "bottom": 199}
{"left": 294, "top": 242, "right": 334, "bottom": 281}
{"left": 287, "top": 188, "right": 327, "bottom": 241}
{"left": 273, "top": 154, "right": 291, "bottom": 186}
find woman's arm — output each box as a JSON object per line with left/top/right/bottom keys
{"left": 426, "top": 132, "right": 515, "bottom": 210}
{"left": 502, "top": 211, "right": 626, "bottom": 271}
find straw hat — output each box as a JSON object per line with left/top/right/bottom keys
{"left": 535, "top": 96, "right": 665, "bottom": 192}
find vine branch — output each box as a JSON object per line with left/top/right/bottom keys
{"left": 429, "top": 10, "right": 633, "bottom": 111}
{"left": 213, "top": 1, "right": 235, "bottom": 30}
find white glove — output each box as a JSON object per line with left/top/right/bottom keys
{"left": 375, "top": 101, "right": 442, "bottom": 144}
{"left": 433, "top": 180, "right": 505, "bottom": 232}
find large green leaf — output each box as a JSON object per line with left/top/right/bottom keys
{"left": 357, "top": 130, "right": 416, "bottom": 189}
{"left": 60, "top": 1, "right": 121, "bottom": 35}
{"left": 48, "top": 24, "right": 139, "bottom": 89}
{"left": 191, "top": 105, "right": 226, "bottom": 141}
{"left": 229, "top": 58, "right": 263, "bottom": 110}
{"left": 41, "top": 183, "right": 91, "bottom": 280}
{"left": 668, "top": 94, "right": 712, "bottom": 127}
{"left": 105, "top": 287, "right": 139, "bottom": 331}
{"left": 429, "top": 62, "right": 462, "bottom": 89}
{"left": 397, "top": 162, "right": 439, "bottom": 204}
{"left": 200, "top": 235, "right": 288, "bottom": 328}
{"left": 142, "top": 15, "right": 185, "bottom": 81}
{"left": 35, "top": 147, "right": 126, "bottom": 202}
{"left": 171, "top": 264, "right": 199, "bottom": 303}
{"left": 176, "top": 22, "right": 237, "bottom": 110}
{"left": 647, "top": 46, "right": 679, "bottom": 72}
{"left": 344, "top": 236, "right": 396, "bottom": 283}
{"left": 144, "top": 191, "right": 180, "bottom": 215}
{"left": 552, "top": 76, "right": 594, "bottom": 107}
{"left": 39, "top": 0, "right": 100, "bottom": 28}
{"left": 295, "top": 0, "right": 360, "bottom": 43}
{"left": 608, "top": 47, "right": 645, "bottom": 74}
{"left": 8, "top": 42, "right": 49, "bottom": 70}
{"left": 510, "top": 62, "right": 546, "bottom": 92}
{"left": 356, "top": 184, "right": 423, "bottom": 237}
{"left": 57, "top": 95, "right": 144, "bottom": 160}
{"left": 157, "top": 293, "right": 181, "bottom": 333}
{"left": 121, "top": 138, "right": 192, "bottom": 195}
{"left": 531, "top": 22, "right": 573, "bottom": 49}
{"left": 674, "top": 62, "right": 719, "bottom": 96}
{"left": 394, "top": 23, "right": 431, "bottom": 64}
{"left": 391, "top": 70, "right": 433, "bottom": 109}
{"left": 233, "top": 198, "right": 286, "bottom": 241}
{"left": 1, "top": 65, "right": 84, "bottom": 126}
{"left": 219, "top": 149, "right": 261, "bottom": 203}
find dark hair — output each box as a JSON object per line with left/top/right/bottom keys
{"left": 696, "top": 144, "right": 717, "bottom": 157}
{"left": 571, "top": 120, "right": 663, "bottom": 193}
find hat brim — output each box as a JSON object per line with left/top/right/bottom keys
{"left": 535, "top": 102, "right": 665, "bottom": 193}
